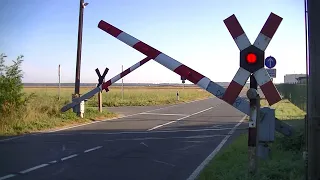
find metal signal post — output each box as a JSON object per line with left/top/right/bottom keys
{"left": 247, "top": 75, "right": 260, "bottom": 174}
{"left": 223, "top": 12, "right": 282, "bottom": 175}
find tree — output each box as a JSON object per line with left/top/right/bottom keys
{"left": 0, "top": 53, "right": 24, "bottom": 115}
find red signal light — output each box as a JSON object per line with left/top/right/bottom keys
{"left": 246, "top": 53, "right": 257, "bottom": 64}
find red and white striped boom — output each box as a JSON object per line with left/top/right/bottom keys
{"left": 97, "top": 20, "right": 250, "bottom": 115}
{"left": 61, "top": 20, "right": 252, "bottom": 115}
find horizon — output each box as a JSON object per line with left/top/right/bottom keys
{"left": 1, "top": 0, "right": 306, "bottom": 84}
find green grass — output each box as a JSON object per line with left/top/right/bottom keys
{"left": 0, "top": 93, "right": 117, "bottom": 136}
{"left": 0, "top": 86, "right": 211, "bottom": 136}
{"left": 198, "top": 99, "right": 306, "bottom": 180}
{"left": 261, "top": 99, "right": 306, "bottom": 120}
{"left": 23, "top": 86, "right": 212, "bottom": 107}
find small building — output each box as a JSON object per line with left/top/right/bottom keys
{"left": 296, "top": 76, "right": 307, "bottom": 84}
{"left": 284, "top": 74, "right": 307, "bottom": 84}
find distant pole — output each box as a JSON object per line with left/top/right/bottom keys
{"left": 176, "top": 91, "right": 179, "bottom": 101}
{"left": 122, "top": 65, "right": 124, "bottom": 100}
{"left": 306, "top": 0, "right": 320, "bottom": 179}
{"left": 58, "top": 64, "right": 61, "bottom": 101}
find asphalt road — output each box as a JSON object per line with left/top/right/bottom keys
{"left": 0, "top": 97, "right": 248, "bottom": 180}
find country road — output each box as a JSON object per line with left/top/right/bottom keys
{"left": 0, "top": 97, "right": 248, "bottom": 180}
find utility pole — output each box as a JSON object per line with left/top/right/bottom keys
{"left": 306, "top": 0, "right": 320, "bottom": 179}
{"left": 58, "top": 64, "right": 61, "bottom": 101}
{"left": 73, "top": 0, "right": 88, "bottom": 116}
{"left": 304, "top": 0, "right": 309, "bottom": 179}
{"left": 121, "top": 65, "right": 124, "bottom": 100}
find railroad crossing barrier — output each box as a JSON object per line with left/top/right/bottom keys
{"left": 60, "top": 13, "right": 293, "bottom": 164}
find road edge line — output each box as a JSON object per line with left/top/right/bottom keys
{"left": 186, "top": 115, "right": 247, "bottom": 180}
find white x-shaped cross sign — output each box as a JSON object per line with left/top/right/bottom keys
{"left": 222, "top": 13, "right": 283, "bottom": 106}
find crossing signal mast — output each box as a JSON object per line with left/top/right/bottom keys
{"left": 223, "top": 12, "right": 283, "bottom": 174}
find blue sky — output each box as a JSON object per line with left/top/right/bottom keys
{"left": 0, "top": 0, "right": 306, "bottom": 84}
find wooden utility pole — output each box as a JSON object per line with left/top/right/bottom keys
{"left": 73, "top": 0, "right": 88, "bottom": 116}
{"left": 306, "top": 0, "right": 320, "bottom": 179}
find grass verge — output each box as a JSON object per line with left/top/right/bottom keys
{"left": 198, "top": 99, "right": 306, "bottom": 180}
{"left": 0, "top": 93, "right": 117, "bottom": 136}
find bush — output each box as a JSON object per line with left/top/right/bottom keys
{"left": 276, "top": 127, "right": 305, "bottom": 152}
{"left": 0, "top": 53, "right": 25, "bottom": 116}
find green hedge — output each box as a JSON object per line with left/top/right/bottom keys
{"left": 276, "top": 84, "right": 307, "bottom": 111}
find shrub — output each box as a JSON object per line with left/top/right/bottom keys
{"left": 0, "top": 53, "right": 25, "bottom": 116}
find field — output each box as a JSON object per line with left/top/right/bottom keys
{"left": 0, "top": 86, "right": 211, "bottom": 136}
{"left": 24, "top": 86, "right": 212, "bottom": 107}
{"left": 198, "top": 99, "right": 306, "bottom": 180}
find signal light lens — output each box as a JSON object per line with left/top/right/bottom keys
{"left": 246, "top": 53, "right": 257, "bottom": 64}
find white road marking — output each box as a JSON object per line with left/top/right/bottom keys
{"left": 0, "top": 174, "right": 16, "bottom": 180}
{"left": 84, "top": 146, "right": 102, "bottom": 153}
{"left": 61, "top": 154, "right": 78, "bottom": 161}
{"left": 173, "top": 145, "right": 197, "bottom": 151}
{"left": 139, "top": 112, "right": 188, "bottom": 116}
{"left": 140, "top": 142, "right": 148, "bottom": 147}
{"left": 0, "top": 145, "right": 104, "bottom": 179}
{"left": 184, "top": 140, "right": 205, "bottom": 143}
{"left": 186, "top": 115, "right": 247, "bottom": 180}
{"left": 148, "top": 106, "right": 215, "bottom": 131}
{"left": 103, "top": 135, "right": 225, "bottom": 142}
{"left": 152, "top": 159, "right": 175, "bottom": 167}
{"left": 211, "top": 125, "right": 222, "bottom": 128}
{"left": 41, "top": 127, "right": 239, "bottom": 136}
{"left": 20, "top": 163, "right": 49, "bottom": 174}
{"left": 0, "top": 135, "right": 26, "bottom": 142}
